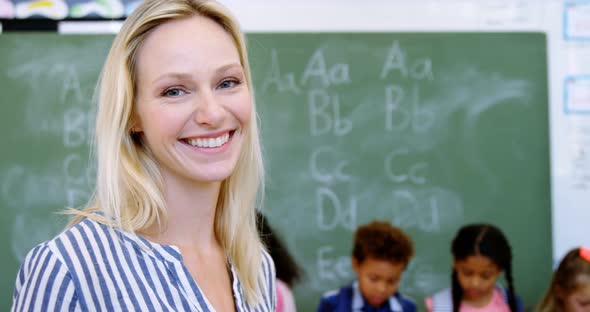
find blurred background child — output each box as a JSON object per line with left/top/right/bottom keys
{"left": 537, "top": 247, "right": 590, "bottom": 312}
{"left": 426, "top": 223, "right": 523, "bottom": 312}
{"left": 317, "top": 220, "right": 416, "bottom": 312}
{"left": 257, "top": 212, "right": 305, "bottom": 312}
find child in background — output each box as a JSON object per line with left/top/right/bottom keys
{"left": 257, "top": 212, "right": 305, "bottom": 312}
{"left": 426, "top": 223, "right": 523, "bottom": 312}
{"left": 537, "top": 247, "right": 590, "bottom": 312}
{"left": 317, "top": 220, "right": 417, "bottom": 312}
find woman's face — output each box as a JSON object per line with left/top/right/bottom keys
{"left": 563, "top": 284, "right": 590, "bottom": 312}
{"left": 133, "top": 15, "right": 251, "bottom": 186}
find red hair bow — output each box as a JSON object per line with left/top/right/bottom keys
{"left": 580, "top": 247, "right": 590, "bottom": 262}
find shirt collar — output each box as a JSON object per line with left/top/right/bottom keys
{"left": 352, "top": 281, "right": 404, "bottom": 312}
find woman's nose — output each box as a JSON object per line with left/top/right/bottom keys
{"left": 193, "top": 91, "right": 224, "bottom": 126}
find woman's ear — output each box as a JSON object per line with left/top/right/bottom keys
{"left": 130, "top": 125, "right": 142, "bottom": 133}
{"left": 128, "top": 116, "right": 143, "bottom": 133}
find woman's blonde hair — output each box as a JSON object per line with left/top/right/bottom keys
{"left": 537, "top": 248, "right": 590, "bottom": 312}
{"left": 67, "top": 0, "right": 265, "bottom": 305}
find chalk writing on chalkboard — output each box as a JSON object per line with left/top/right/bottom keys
{"left": 0, "top": 33, "right": 552, "bottom": 312}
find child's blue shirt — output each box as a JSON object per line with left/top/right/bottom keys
{"left": 317, "top": 281, "right": 417, "bottom": 312}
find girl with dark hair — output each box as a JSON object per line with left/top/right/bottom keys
{"left": 426, "top": 223, "right": 523, "bottom": 312}
{"left": 257, "top": 212, "right": 304, "bottom": 312}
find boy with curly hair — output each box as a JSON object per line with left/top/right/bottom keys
{"left": 317, "top": 220, "right": 416, "bottom": 312}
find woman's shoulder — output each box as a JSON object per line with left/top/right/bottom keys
{"left": 231, "top": 246, "right": 276, "bottom": 297}
{"left": 260, "top": 247, "right": 277, "bottom": 278}
{"left": 12, "top": 238, "right": 81, "bottom": 311}
{"left": 261, "top": 247, "right": 274, "bottom": 263}
{"left": 23, "top": 217, "right": 127, "bottom": 274}
{"left": 258, "top": 247, "right": 277, "bottom": 309}
{"left": 13, "top": 217, "right": 113, "bottom": 309}
{"left": 49, "top": 217, "right": 119, "bottom": 251}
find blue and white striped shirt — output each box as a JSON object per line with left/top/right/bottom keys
{"left": 12, "top": 217, "right": 276, "bottom": 311}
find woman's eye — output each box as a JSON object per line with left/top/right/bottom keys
{"left": 163, "top": 88, "right": 185, "bottom": 97}
{"left": 218, "top": 79, "right": 240, "bottom": 89}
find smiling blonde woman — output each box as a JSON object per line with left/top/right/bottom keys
{"left": 11, "top": 1, "right": 274, "bottom": 311}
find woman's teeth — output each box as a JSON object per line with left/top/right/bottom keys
{"left": 186, "top": 133, "right": 230, "bottom": 148}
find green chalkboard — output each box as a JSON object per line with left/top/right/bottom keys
{"left": 0, "top": 33, "right": 551, "bottom": 311}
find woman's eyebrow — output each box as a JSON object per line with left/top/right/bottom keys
{"left": 152, "top": 72, "right": 193, "bottom": 85}
{"left": 151, "top": 63, "right": 243, "bottom": 85}
{"left": 215, "top": 62, "right": 243, "bottom": 74}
